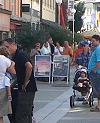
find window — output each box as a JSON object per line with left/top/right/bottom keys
{"left": 44, "top": 0, "right": 46, "bottom": 6}
{"left": 47, "top": 0, "right": 49, "bottom": 7}
{"left": 53, "top": 0, "right": 54, "bottom": 10}
{"left": 97, "top": 7, "right": 100, "bottom": 12}
{"left": 36, "top": 0, "right": 39, "bottom": 3}
{"left": 2, "top": 32, "right": 8, "bottom": 40}
{"left": 50, "top": 0, "right": 52, "bottom": 9}
{"left": 22, "top": 4, "right": 30, "bottom": 12}
{"left": 33, "top": 0, "right": 39, "bottom": 3}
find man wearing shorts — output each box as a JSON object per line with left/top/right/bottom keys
{"left": 88, "top": 35, "right": 100, "bottom": 112}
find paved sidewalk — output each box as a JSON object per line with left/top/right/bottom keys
{"left": 34, "top": 87, "right": 72, "bottom": 123}
{"left": 4, "top": 66, "right": 100, "bottom": 123}
{"left": 58, "top": 101, "right": 100, "bottom": 123}
{"left": 4, "top": 86, "right": 100, "bottom": 123}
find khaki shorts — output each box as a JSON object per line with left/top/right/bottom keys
{"left": 0, "top": 88, "right": 12, "bottom": 117}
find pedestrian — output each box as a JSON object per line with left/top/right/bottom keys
{"left": 0, "top": 46, "right": 15, "bottom": 123}
{"left": 72, "top": 42, "right": 84, "bottom": 66}
{"left": 40, "top": 41, "right": 51, "bottom": 55}
{"left": 54, "top": 41, "right": 63, "bottom": 55}
{"left": 88, "top": 35, "right": 100, "bottom": 112}
{"left": 63, "top": 41, "right": 73, "bottom": 57}
{"left": 75, "top": 41, "right": 91, "bottom": 68}
{"left": 30, "top": 42, "right": 41, "bottom": 67}
{"left": 2, "top": 38, "right": 37, "bottom": 123}
{"left": 46, "top": 35, "right": 55, "bottom": 61}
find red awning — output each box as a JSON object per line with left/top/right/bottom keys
{"left": 10, "top": 21, "right": 21, "bottom": 30}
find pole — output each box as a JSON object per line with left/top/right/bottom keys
{"left": 72, "top": 0, "right": 75, "bottom": 48}
{"left": 30, "top": 0, "right": 32, "bottom": 30}
{"left": 73, "top": 12, "right": 74, "bottom": 47}
{"left": 58, "top": 3, "right": 61, "bottom": 25}
{"left": 40, "top": 0, "right": 43, "bottom": 22}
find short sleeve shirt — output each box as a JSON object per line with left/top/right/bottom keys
{"left": 88, "top": 45, "right": 100, "bottom": 74}
{"left": 13, "top": 49, "right": 37, "bottom": 92}
{"left": 0, "top": 55, "right": 11, "bottom": 89}
{"left": 54, "top": 47, "right": 63, "bottom": 55}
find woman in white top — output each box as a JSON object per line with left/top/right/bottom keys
{"left": 40, "top": 41, "right": 51, "bottom": 55}
{"left": 54, "top": 42, "right": 63, "bottom": 55}
{"left": 0, "top": 46, "right": 15, "bottom": 123}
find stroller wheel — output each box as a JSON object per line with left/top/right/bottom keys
{"left": 70, "top": 96, "right": 74, "bottom": 108}
{"left": 89, "top": 93, "right": 94, "bottom": 107}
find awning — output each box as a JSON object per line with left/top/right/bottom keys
{"left": 81, "top": 28, "right": 100, "bottom": 38}
{"left": 10, "top": 19, "right": 22, "bottom": 30}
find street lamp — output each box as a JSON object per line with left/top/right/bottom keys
{"left": 71, "top": 8, "right": 76, "bottom": 48}
{"left": 56, "top": 0, "right": 62, "bottom": 25}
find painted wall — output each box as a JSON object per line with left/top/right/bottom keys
{"left": 22, "top": 0, "right": 40, "bottom": 23}
{"left": 0, "top": 0, "right": 21, "bottom": 17}
{"left": 0, "top": 13, "right": 10, "bottom": 31}
{"left": 42, "top": 0, "right": 56, "bottom": 22}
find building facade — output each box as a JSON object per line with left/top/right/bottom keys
{"left": 42, "top": 0, "right": 55, "bottom": 22}
{"left": 22, "top": 0, "right": 56, "bottom": 30}
{"left": 0, "top": 0, "right": 21, "bottom": 40}
{"left": 79, "top": 0, "right": 100, "bottom": 32}
{"left": 22, "top": 0, "right": 40, "bottom": 27}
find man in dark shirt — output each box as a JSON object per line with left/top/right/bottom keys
{"left": 2, "top": 38, "right": 37, "bottom": 123}
{"left": 46, "top": 35, "right": 55, "bottom": 60}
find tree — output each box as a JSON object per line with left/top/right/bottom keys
{"left": 16, "top": 22, "right": 83, "bottom": 52}
{"left": 69, "top": 2, "right": 86, "bottom": 33}
{"left": 16, "top": 22, "right": 34, "bottom": 51}
{"left": 16, "top": 22, "right": 43, "bottom": 52}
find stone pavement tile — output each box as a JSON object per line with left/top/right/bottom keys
{"left": 58, "top": 118, "right": 100, "bottom": 123}
{"left": 34, "top": 88, "right": 72, "bottom": 123}
{"left": 58, "top": 101, "right": 100, "bottom": 123}
{"left": 34, "top": 85, "right": 68, "bottom": 112}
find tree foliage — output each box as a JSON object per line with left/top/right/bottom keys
{"left": 16, "top": 22, "right": 84, "bottom": 51}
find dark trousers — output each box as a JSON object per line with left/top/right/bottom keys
{"left": 8, "top": 91, "right": 35, "bottom": 123}
{"left": 8, "top": 89, "right": 18, "bottom": 123}
{"left": 15, "top": 91, "right": 35, "bottom": 123}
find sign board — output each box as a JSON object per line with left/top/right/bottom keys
{"left": 34, "top": 55, "right": 51, "bottom": 77}
{"left": 52, "top": 55, "right": 70, "bottom": 77}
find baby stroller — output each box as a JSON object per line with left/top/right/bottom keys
{"left": 70, "top": 66, "right": 94, "bottom": 108}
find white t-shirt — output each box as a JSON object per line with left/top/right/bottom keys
{"left": 4, "top": 75, "right": 10, "bottom": 87}
{"left": 0, "top": 55, "right": 11, "bottom": 89}
{"left": 54, "top": 46, "right": 63, "bottom": 55}
{"left": 40, "top": 46, "right": 51, "bottom": 55}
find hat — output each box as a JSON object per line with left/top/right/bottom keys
{"left": 80, "top": 69, "right": 87, "bottom": 73}
{"left": 80, "top": 40, "right": 90, "bottom": 46}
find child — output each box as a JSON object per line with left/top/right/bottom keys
{"left": 73, "top": 68, "right": 90, "bottom": 99}
{"left": 77, "top": 69, "right": 90, "bottom": 95}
